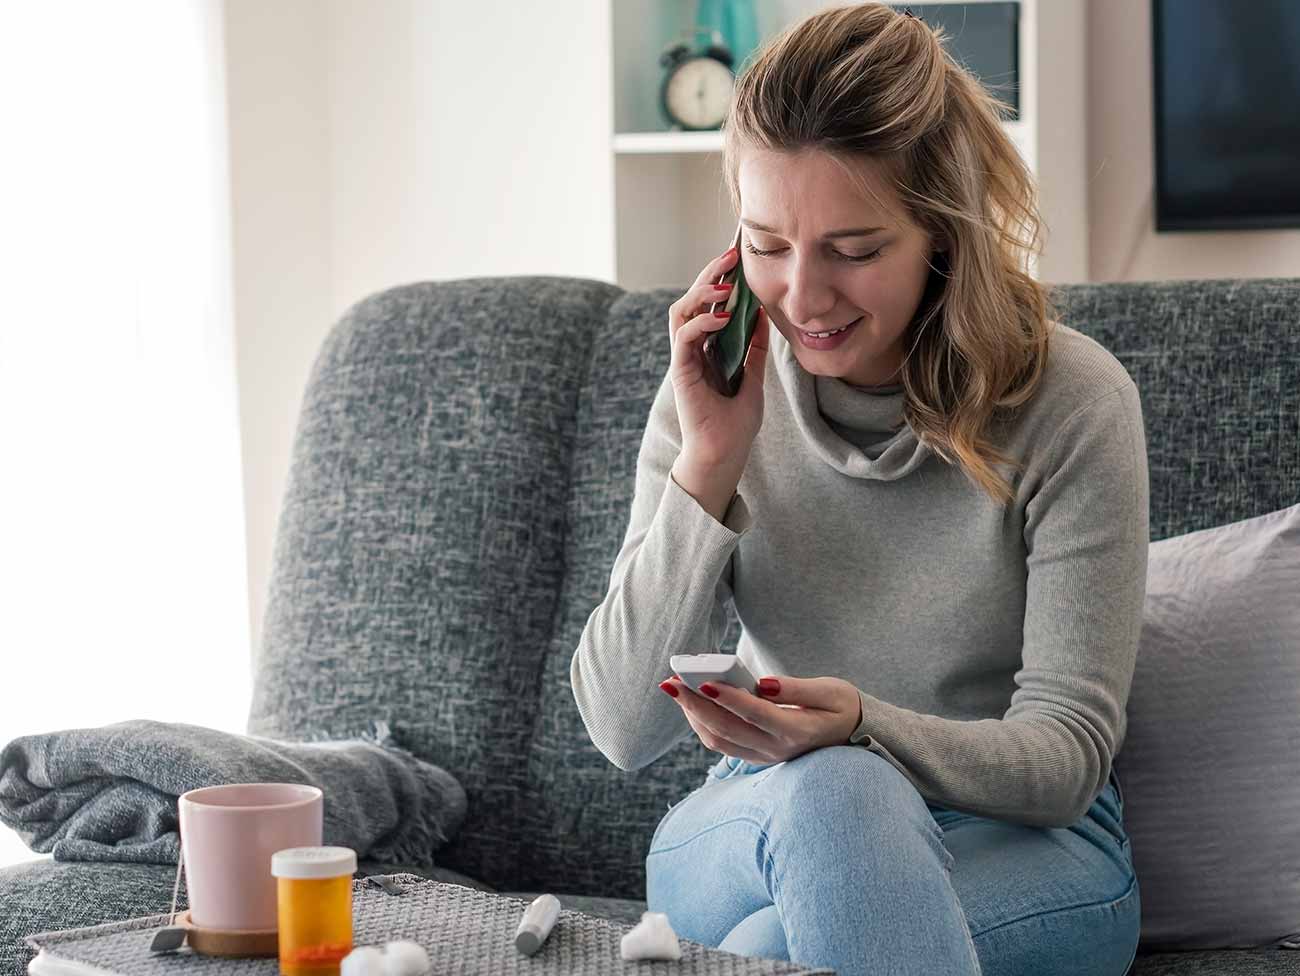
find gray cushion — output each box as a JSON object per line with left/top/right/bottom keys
{"left": 247, "top": 277, "right": 624, "bottom": 893}
{"left": 1129, "top": 952, "right": 1300, "bottom": 975}
{"left": 1116, "top": 502, "right": 1300, "bottom": 950}
{"left": 1048, "top": 279, "right": 1300, "bottom": 542}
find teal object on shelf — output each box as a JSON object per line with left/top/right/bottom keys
{"left": 724, "top": 0, "right": 760, "bottom": 74}
{"left": 694, "top": 0, "right": 725, "bottom": 48}
{"left": 696, "top": 0, "right": 760, "bottom": 75}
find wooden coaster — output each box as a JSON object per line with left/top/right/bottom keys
{"left": 177, "top": 910, "right": 278, "bottom": 958}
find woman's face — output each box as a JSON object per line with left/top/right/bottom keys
{"left": 737, "top": 148, "right": 940, "bottom": 388}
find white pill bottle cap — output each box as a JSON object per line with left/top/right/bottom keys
{"left": 272, "top": 845, "right": 358, "bottom": 879}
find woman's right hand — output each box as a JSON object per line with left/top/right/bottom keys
{"left": 667, "top": 246, "right": 771, "bottom": 473}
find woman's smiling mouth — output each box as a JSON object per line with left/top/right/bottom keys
{"left": 794, "top": 316, "right": 864, "bottom": 349}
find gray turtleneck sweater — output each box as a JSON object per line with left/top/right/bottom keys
{"left": 571, "top": 321, "right": 1149, "bottom": 829}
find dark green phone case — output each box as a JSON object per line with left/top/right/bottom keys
{"left": 702, "top": 224, "right": 763, "bottom": 398}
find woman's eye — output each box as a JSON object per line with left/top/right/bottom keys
{"left": 743, "top": 242, "right": 883, "bottom": 264}
{"left": 843, "top": 248, "right": 883, "bottom": 263}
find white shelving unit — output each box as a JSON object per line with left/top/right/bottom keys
{"left": 610, "top": 0, "right": 1087, "bottom": 291}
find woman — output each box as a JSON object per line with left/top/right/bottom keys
{"left": 570, "top": 5, "right": 1145, "bottom": 975}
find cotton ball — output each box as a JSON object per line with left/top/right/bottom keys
{"left": 341, "top": 946, "right": 385, "bottom": 976}
{"left": 620, "top": 911, "right": 681, "bottom": 961}
{"left": 383, "top": 940, "right": 431, "bottom": 976}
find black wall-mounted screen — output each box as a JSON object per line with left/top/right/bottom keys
{"left": 897, "top": 4, "right": 1019, "bottom": 120}
{"left": 1153, "top": 0, "right": 1300, "bottom": 231}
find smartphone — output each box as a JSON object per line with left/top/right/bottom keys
{"left": 669, "top": 653, "right": 759, "bottom": 696}
{"left": 702, "top": 221, "right": 764, "bottom": 398}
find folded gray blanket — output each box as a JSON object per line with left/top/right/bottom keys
{"left": 0, "top": 718, "right": 467, "bottom": 867}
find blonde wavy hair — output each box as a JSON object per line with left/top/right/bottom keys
{"left": 721, "top": 1, "right": 1057, "bottom": 506}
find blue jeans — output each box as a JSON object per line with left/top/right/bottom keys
{"left": 646, "top": 745, "right": 1140, "bottom": 976}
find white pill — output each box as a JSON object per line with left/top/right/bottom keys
{"left": 341, "top": 946, "right": 385, "bottom": 976}
{"left": 383, "top": 940, "right": 431, "bottom": 976}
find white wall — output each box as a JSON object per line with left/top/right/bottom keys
{"left": 223, "top": 0, "right": 615, "bottom": 668}
{"left": 223, "top": 0, "right": 332, "bottom": 677}
{"left": 1087, "top": 0, "right": 1300, "bottom": 281}
{"left": 323, "top": 2, "right": 616, "bottom": 311}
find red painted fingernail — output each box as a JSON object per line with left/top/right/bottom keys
{"left": 758, "top": 678, "right": 780, "bottom": 696}
{"left": 700, "top": 683, "right": 720, "bottom": 699}
{"left": 659, "top": 681, "right": 679, "bottom": 698}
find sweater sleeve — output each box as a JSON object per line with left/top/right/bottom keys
{"left": 846, "top": 382, "right": 1150, "bottom": 828}
{"left": 571, "top": 370, "right": 755, "bottom": 771}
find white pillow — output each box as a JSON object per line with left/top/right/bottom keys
{"left": 1115, "top": 502, "right": 1300, "bottom": 950}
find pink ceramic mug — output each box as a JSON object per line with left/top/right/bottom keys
{"left": 178, "top": 783, "right": 323, "bottom": 932}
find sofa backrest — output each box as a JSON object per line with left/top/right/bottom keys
{"left": 248, "top": 275, "right": 1300, "bottom": 897}
{"left": 1050, "top": 279, "right": 1299, "bottom": 541}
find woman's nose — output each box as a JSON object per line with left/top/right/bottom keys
{"left": 780, "top": 268, "right": 841, "bottom": 324}
{"left": 782, "top": 290, "right": 840, "bottom": 327}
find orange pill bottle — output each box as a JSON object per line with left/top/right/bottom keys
{"left": 271, "top": 846, "right": 357, "bottom": 976}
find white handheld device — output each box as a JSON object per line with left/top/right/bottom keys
{"left": 668, "top": 653, "right": 759, "bottom": 695}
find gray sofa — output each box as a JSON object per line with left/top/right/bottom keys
{"left": 3, "top": 274, "right": 1298, "bottom": 976}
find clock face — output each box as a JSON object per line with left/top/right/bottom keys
{"left": 665, "top": 56, "right": 734, "bottom": 129}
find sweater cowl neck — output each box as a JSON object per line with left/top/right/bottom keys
{"left": 773, "top": 329, "right": 932, "bottom": 481}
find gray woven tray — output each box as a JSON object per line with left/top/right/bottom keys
{"left": 25, "top": 874, "right": 833, "bottom": 976}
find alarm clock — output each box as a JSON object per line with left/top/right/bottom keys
{"left": 659, "top": 32, "right": 736, "bottom": 131}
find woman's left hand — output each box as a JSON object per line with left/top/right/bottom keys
{"left": 660, "top": 674, "right": 864, "bottom": 764}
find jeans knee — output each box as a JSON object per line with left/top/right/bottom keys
{"left": 718, "top": 904, "right": 789, "bottom": 961}
{"left": 768, "top": 745, "right": 934, "bottom": 833}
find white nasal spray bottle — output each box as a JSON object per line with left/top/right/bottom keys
{"left": 515, "top": 893, "right": 562, "bottom": 956}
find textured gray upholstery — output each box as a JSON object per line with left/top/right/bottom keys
{"left": 3, "top": 275, "right": 1297, "bottom": 976}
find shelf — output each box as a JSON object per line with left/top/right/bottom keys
{"left": 614, "top": 121, "right": 1026, "bottom": 158}
{"left": 613, "top": 131, "right": 724, "bottom": 154}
